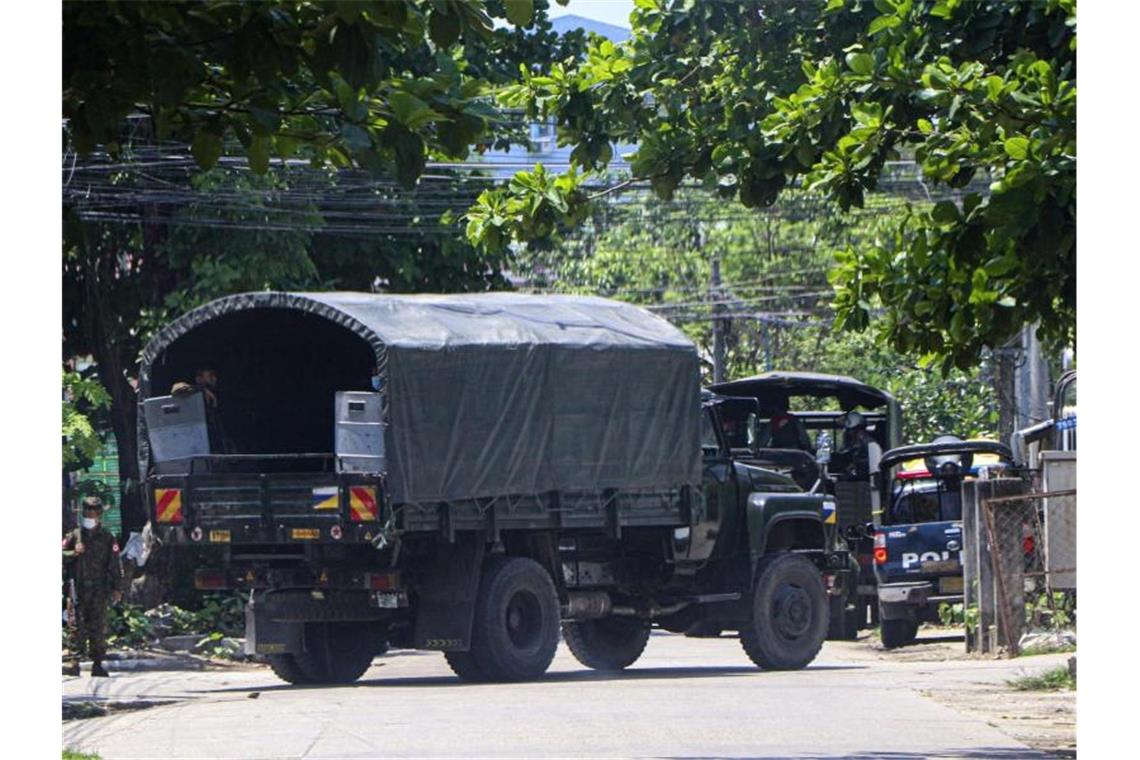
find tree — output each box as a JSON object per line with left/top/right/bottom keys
{"left": 63, "top": 0, "right": 578, "bottom": 186}
{"left": 465, "top": 0, "right": 1076, "bottom": 370}
{"left": 63, "top": 0, "right": 585, "bottom": 531}
{"left": 521, "top": 188, "right": 997, "bottom": 442}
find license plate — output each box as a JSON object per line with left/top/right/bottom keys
{"left": 291, "top": 528, "right": 321, "bottom": 540}
{"left": 208, "top": 530, "right": 231, "bottom": 543}
{"left": 921, "top": 559, "right": 959, "bottom": 574}
{"left": 939, "top": 576, "right": 964, "bottom": 594}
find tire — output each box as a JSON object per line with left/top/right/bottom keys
{"left": 267, "top": 653, "right": 313, "bottom": 685}
{"left": 562, "top": 617, "right": 651, "bottom": 671}
{"left": 293, "top": 622, "right": 377, "bottom": 684}
{"left": 444, "top": 651, "right": 491, "bottom": 683}
{"left": 466, "top": 556, "right": 560, "bottom": 682}
{"left": 740, "top": 553, "right": 829, "bottom": 670}
{"left": 880, "top": 617, "right": 919, "bottom": 649}
{"left": 827, "top": 596, "right": 859, "bottom": 641}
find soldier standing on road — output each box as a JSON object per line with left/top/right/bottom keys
{"left": 62, "top": 496, "right": 123, "bottom": 677}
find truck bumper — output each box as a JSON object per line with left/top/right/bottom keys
{"left": 877, "top": 582, "right": 933, "bottom": 620}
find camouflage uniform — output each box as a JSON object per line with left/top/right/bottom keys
{"left": 63, "top": 523, "right": 122, "bottom": 667}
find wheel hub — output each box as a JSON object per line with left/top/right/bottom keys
{"left": 772, "top": 584, "right": 812, "bottom": 639}
{"left": 505, "top": 590, "right": 542, "bottom": 649}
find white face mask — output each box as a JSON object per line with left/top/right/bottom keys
{"left": 82, "top": 517, "right": 99, "bottom": 530}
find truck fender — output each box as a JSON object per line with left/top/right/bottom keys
{"left": 746, "top": 492, "right": 827, "bottom": 559}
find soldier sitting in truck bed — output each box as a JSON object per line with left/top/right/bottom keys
{"left": 172, "top": 366, "right": 233, "bottom": 454}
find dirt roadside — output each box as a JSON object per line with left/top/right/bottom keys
{"left": 831, "top": 627, "right": 1077, "bottom": 758}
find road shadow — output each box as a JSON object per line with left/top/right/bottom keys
{"left": 200, "top": 662, "right": 867, "bottom": 694}
{"left": 670, "top": 749, "right": 1057, "bottom": 760}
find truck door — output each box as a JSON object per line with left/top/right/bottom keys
{"left": 679, "top": 407, "right": 737, "bottom": 563}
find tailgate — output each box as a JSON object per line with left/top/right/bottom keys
{"left": 148, "top": 472, "right": 384, "bottom": 545}
{"left": 879, "top": 520, "right": 963, "bottom": 590}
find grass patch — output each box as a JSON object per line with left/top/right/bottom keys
{"left": 1007, "top": 665, "right": 1076, "bottom": 691}
{"left": 63, "top": 750, "right": 101, "bottom": 760}
{"left": 1019, "top": 642, "right": 1077, "bottom": 657}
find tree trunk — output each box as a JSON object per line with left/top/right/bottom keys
{"left": 992, "top": 343, "right": 1018, "bottom": 448}
{"left": 81, "top": 227, "right": 144, "bottom": 533}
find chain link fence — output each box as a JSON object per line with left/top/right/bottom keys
{"left": 979, "top": 489, "right": 1076, "bottom": 654}
{"left": 962, "top": 471, "right": 1076, "bottom": 655}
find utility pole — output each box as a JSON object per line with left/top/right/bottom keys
{"left": 710, "top": 249, "right": 726, "bottom": 384}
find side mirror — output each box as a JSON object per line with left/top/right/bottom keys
{"left": 816, "top": 432, "right": 832, "bottom": 465}
{"left": 746, "top": 413, "right": 760, "bottom": 453}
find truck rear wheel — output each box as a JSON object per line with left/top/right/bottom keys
{"left": 740, "top": 553, "right": 828, "bottom": 670}
{"left": 293, "top": 622, "right": 377, "bottom": 684}
{"left": 267, "top": 653, "right": 313, "bottom": 685}
{"left": 443, "top": 651, "right": 490, "bottom": 683}
{"left": 880, "top": 618, "right": 919, "bottom": 649}
{"left": 466, "top": 556, "right": 560, "bottom": 682}
{"left": 562, "top": 618, "right": 651, "bottom": 671}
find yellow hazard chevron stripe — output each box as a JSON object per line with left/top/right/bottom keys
{"left": 349, "top": 486, "right": 378, "bottom": 522}
{"left": 155, "top": 488, "right": 183, "bottom": 523}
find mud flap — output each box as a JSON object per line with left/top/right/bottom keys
{"left": 244, "top": 599, "right": 303, "bottom": 656}
{"left": 413, "top": 537, "right": 486, "bottom": 651}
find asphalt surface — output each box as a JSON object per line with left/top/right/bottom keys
{"left": 63, "top": 631, "right": 1068, "bottom": 759}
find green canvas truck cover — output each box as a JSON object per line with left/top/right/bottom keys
{"left": 138, "top": 292, "right": 702, "bottom": 506}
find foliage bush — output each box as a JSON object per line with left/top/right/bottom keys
{"left": 100, "top": 592, "right": 245, "bottom": 651}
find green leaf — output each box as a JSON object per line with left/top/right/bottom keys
{"left": 191, "top": 131, "right": 223, "bottom": 170}
{"left": 504, "top": 0, "right": 534, "bottom": 27}
{"left": 389, "top": 91, "right": 441, "bottom": 130}
{"left": 247, "top": 134, "right": 270, "bottom": 174}
{"left": 429, "top": 8, "right": 461, "bottom": 48}
{"left": 845, "top": 52, "right": 874, "bottom": 76}
{"left": 341, "top": 122, "right": 372, "bottom": 151}
{"left": 916, "top": 118, "right": 933, "bottom": 134}
{"left": 931, "top": 200, "right": 959, "bottom": 224}
{"left": 868, "top": 15, "right": 902, "bottom": 35}
{"left": 1003, "top": 136, "right": 1030, "bottom": 160}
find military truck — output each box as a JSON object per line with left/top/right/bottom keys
{"left": 138, "top": 292, "right": 848, "bottom": 684}
{"left": 707, "top": 372, "right": 901, "bottom": 638}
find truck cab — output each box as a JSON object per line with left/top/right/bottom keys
{"left": 872, "top": 438, "right": 1015, "bottom": 648}
{"left": 707, "top": 372, "right": 901, "bottom": 638}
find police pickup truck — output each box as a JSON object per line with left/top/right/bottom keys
{"left": 872, "top": 437, "right": 1014, "bottom": 648}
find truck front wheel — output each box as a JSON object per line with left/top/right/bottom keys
{"left": 562, "top": 618, "right": 651, "bottom": 671}
{"left": 740, "top": 553, "right": 829, "bottom": 670}
{"left": 466, "top": 556, "right": 560, "bottom": 682}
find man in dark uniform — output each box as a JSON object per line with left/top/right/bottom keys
{"left": 62, "top": 497, "right": 123, "bottom": 677}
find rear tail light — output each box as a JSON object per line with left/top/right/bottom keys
{"left": 366, "top": 572, "right": 399, "bottom": 591}
{"left": 154, "top": 488, "right": 184, "bottom": 524}
{"left": 873, "top": 532, "right": 888, "bottom": 565}
{"left": 194, "top": 569, "right": 227, "bottom": 590}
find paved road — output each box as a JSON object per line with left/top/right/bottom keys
{"left": 63, "top": 632, "right": 1065, "bottom": 759}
